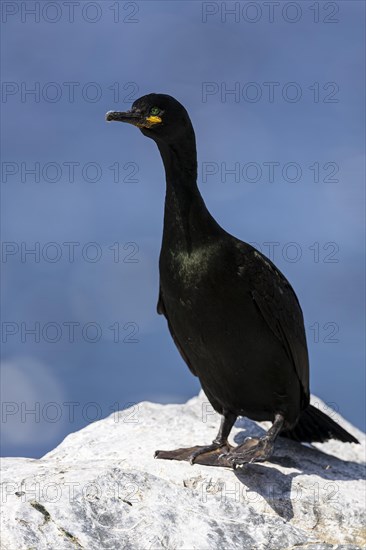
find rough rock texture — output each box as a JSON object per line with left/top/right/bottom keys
{"left": 1, "top": 392, "right": 365, "bottom": 550}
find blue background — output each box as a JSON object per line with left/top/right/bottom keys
{"left": 1, "top": 0, "right": 365, "bottom": 458}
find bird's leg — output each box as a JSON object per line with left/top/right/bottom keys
{"left": 226, "top": 413, "right": 285, "bottom": 469}
{"left": 154, "top": 412, "right": 237, "bottom": 466}
{"left": 187, "top": 411, "right": 237, "bottom": 464}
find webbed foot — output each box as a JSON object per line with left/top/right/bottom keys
{"left": 225, "top": 436, "right": 274, "bottom": 469}
{"left": 154, "top": 442, "right": 233, "bottom": 466}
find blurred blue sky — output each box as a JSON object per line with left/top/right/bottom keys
{"left": 1, "top": 1, "right": 365, "bottom": 458}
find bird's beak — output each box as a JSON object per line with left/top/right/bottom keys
{"left": 105, "top": 111, "right": 163, "bottom": 129}
{"left": 105, "top": 111, "right": 142, "bottom": 126}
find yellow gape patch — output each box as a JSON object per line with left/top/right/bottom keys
{"left": 145, "top": 115, "right": 162, "bottom": 125}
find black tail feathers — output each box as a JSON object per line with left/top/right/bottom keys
{"left": 281, "top": 404, "right": 359, "bottom": 444}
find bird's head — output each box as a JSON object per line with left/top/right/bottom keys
{"left": 106, "top": 93, "right": 193, "bottom": 143}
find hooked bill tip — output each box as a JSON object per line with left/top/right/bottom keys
{"left": 105, "top": 110, "right": 115, "bottom": 122}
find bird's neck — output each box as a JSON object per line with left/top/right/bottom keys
{"left": 157, "top": 135, "right": 221, "bottom": 253}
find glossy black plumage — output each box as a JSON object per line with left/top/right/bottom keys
{"left": 106, "top": 94, "right": 358, "bottom": 467}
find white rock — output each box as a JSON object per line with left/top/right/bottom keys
{"left": 1, "top": 392, "right": 365, "bottom": 549}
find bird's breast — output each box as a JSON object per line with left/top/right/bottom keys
{"left": 160, "top": 241, "right": 223, "bottom": 290}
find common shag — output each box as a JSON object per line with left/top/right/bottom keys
{"left": 106, "top": 94, "right": 358, "bottom": 468}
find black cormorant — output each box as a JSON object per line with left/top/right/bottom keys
{"left": 106, "top": 94, "right": 358, "bottom": 468}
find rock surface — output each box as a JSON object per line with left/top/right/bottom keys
{"left": 1, "top": 392, "right": 365, "bottom": 550}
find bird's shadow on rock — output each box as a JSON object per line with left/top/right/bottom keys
{"left": 231, "top": 422, "right": 365, "bottom": 521}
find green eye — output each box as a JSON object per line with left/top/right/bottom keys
{"left": 150, "top": 107, "right": 160, "bottom": 115}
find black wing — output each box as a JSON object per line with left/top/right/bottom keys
{"left": 236, "top": 242, "right": 310, "bottom": 407}
{"left": 157, "top": 287, "right": 198, "bottom": 377}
